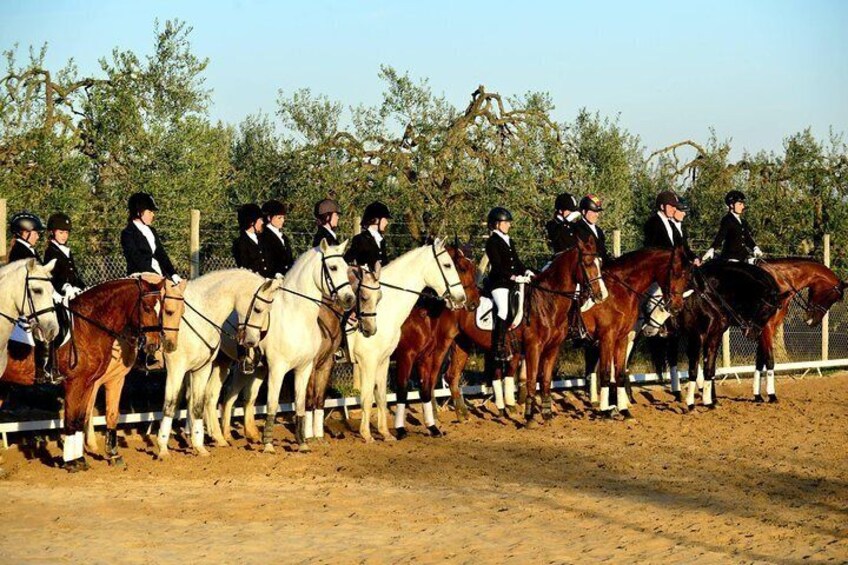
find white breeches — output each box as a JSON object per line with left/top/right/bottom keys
{"left": 491, "top": 288, "right": 511, "bottom": 321}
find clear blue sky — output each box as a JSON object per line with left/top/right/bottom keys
{"left": 2, "top": 0, "right": 846, "bottom": 157}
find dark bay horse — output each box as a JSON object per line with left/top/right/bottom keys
{"left": 584, "top": 246, "right": 693, "bottom": 419}
{"left": 676, "top": 261, "right": 784, "bottom": 410}
{"left": 754, "top": 258, "right": 845, "bottom": 401}
{"left": 3, "top": 275, "right": 178, "bottom": 471}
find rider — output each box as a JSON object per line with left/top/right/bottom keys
{"left": 345, "top": 201, "right": 391, "bottom": 271}
{"left": 232, "top": 203, "right": 268, "bottom": 276}
{"left": 259, "top": 199, "right": 294, "bottom": 277}
{"left": 644, "top": 190, "right": 682, "bottom": 249}
{"left": 485, "top": 206, "right": 533, "bottom": 416}
{"left": 671, "top": 199, "right": 699, "bottom": 265}
{"left": 574, "top": 194, "right": 610, "bottom": 264}
{"left": 7, "top": 211, "right": 44, "bottom": 263}
{"left": 545, "top": 193, "right": 580, "bottom": 254}
{"left": 44, "top": 213, "right": 87, "bottom": 300}
{"left": 121, "top": 192, "right": 182, "bottom": 284}
{"left": 702, "top": 190, "right": 762, "bottom": 263}
{"left": 313, "top": 198, "right": 341, "bottom": 248}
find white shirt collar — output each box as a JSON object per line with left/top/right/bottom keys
{"left": 245, "top": 230, "right": 259, "bottom": 245}
{"left": 51, "top": 240, "right": 72, "bottom": 257}
{"left": 323, "top": 225, "right": 337, "bottom": 239}
{"left": 731, "top": 212, "right": 743, "bottom": 224}
{"left": 368, "top": 226, "right": 383, "bottom": 245}
{"left": 267, "top": 224, "right": 286, "bottom": 245}
{"left": 657, "top": 211, "right": 675, "bottom": 243}
{"left": 581, "top": 217, "right": 599, "bottom": 237}
{"left": 494, "top": 229, "right": 510, "bottom": 245}
{"left": 15, "top": 237, "right": 33, "bottom": 251}
{"left": 671, "top": 218, "right": 684, "bottom": 235}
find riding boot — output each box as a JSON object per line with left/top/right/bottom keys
{"left": 567, "top": 301, "right": 590, "bottom": 344}
{"left": 34, "top": 340, "right": 55, "bottom": 385}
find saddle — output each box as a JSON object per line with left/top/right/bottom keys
{"left": 475, "top": 284, "right": 526, "bottom": 332}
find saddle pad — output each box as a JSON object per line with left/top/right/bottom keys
{"left": 475, "top": 285, "right": 526, "bottom": 331}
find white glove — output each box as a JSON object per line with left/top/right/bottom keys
{"left": 514, "top": 275, "right": 532, "bottom": 284}
{"left": 52, "top": 290, "right": 65, "bottom": 304}
{"left": 566, "top": 210, "right": 581, "bottom": 222}
{"left": 747, "top": 257, "right": 758, "bottom": 265}
{"left": 62, "top": 284, "right": 82, "bottom": 299}
{"left": 170, "top": 274, "right": 183, "bottom": 285}
{"left": 524, "top": 270, "right": 535, "bottom": 278}
{"left": 753, "top": 246, "right": 763, "bottom": 257}
{"left": 702, "top": 248, "right": 715, "bottom": 262}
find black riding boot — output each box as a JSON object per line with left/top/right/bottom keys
{"left": 567, "top": 301, "right": 590, "bottom": 344}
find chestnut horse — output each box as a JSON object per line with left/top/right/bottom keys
{"left": 3, "top": 275, "right": 176, "bottom": 471}
{"left": 753, "top": 258, "right": 845, "bottom": 402}
{"left": 584, "top": 246, "right": 693, "bottom": 419}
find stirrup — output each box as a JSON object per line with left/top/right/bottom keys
{"left": 239, "top": 357, "right": 256, "bottom": 375}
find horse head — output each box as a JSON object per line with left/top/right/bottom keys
{"left": 136, "top": 277, "right": 167, "bottom": 356}
{"left": 237, "top": 275, "right": 283, "bottom": 348}
{"left": 318, "top": 238, "right": 356, "bottom": 311}
{"left": 160, "top": 278, "right": 187, "bottom": 353}
{"left": 804, "top": 274, "right": 847, "bottom": 327}
{"left": 447, "top": 245, "right": 480, "bottom": 311}
{"left": 576, "top": 235, "right": 608, "bottom": 304}
{"left": 24, "top": 258, "right": 60, "bottom": 343}
{"left": 423, "top": 238, "right": 467, "bottom": 307}
{"left": 663, "top": 246, "right": 695, "bottom": 315}
{"left": 349, "top": 264, "right": 382, "bottom": 337}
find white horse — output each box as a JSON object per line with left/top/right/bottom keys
{"left": 156, "top": 269, "right": 283, "bottom": 458}
{"left": 220, "top": 239, "right": 355, "bottom": 453}
{"left": 349, "top": 239, "right": 467, "bottom": 443}
{"left": 0, "top": 259, "right": 60, "bottom": 376}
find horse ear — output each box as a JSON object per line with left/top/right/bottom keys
{"left": 374, "top": 261, "right": 382, "bottom": 281}
{"left": 42, "top": 258, "right": 58, "bottom": 273}
{"left": 338, "top": 238, "right": 351, "bottom": 253}
{"left": 432, "top": 237, "right": 443, "bottom": 250}
{"left": 319, "top": 238, "right": 329, "bottom": 253}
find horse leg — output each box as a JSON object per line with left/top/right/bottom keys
{"left": 205, "top": 357, "right": 230, "bottom": 447}
{"left": 614, "top": 335, "right": 634, "bottom": 420}
{"left": 84, "top": 380, "right": 102, "bottom": 454}
{"left": 62, "top": 377, "right": 91, "bottom": 472}
{"left": 393, "top": 347, "right": 415, "bottom": 440}
{"left": 667, "top": 333, "right": 682, "bottom": 402}
{"left": 187, "top": 363, "right": 214, "bottom": 456}
{"left": 539, "top": 346, "right": 559, "bottom": 422}
{"left": 522, "top": 340, "right": 542, "bottom": 426}
{"left": 373, "top": 357, "right": 394, "bottom": 442}
{"left": 310, "top": 353, "right": 334, "bottom": 443}
{"left": 157, "top": 358, "right": 187, "bottom": 458}
{"left": 597, "top": 336, "right": 615, "bottom": 418}
{"left": 702, "top": 329, "right": 722, "bottom": 409}
{"left": 262, "top": 358, "right": 290, "bottom": 454}
{"left": 293, "top": 361, "right": 314, "bottom": 453}
{"left": 357, "top": 358, "right": 377, "bottom": 443}
{"left": 221, "top": 366, "right": 259, "bottom": 442}
{"left": 760, "top": 323, "right": 778, "bottom": 403}
{"left": 444, "top": 343, "right": 471, "bottom": 421}
{"left": 102, "top": 374, "right": 127, "bottom": 467}
{"left": 684, "top": 330, "right": 702, "bottom": 410}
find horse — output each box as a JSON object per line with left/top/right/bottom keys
{"left": 347, "top": 239, "right": 467, "bottom": 442}
{"left": 583, "top": 246, "right": 693, "bottom": 419}
{"left": 3, "top": 275, "right": 173, "bottom": 471}
{"left": 676, "top": 260, "right": 784, "bottom": 410}
{"left": 302, "top": 265, "right": 382, "bottom": 443}
{"left": 219, "top": 239, "right": 356, "bottom": 453}
{"left": 154, "top": 269, "right": 283, "bottom": 458}
{"left": 0, "top": 259, "right": 60, "bottom": 378}
{"left": 390, "top": 246, "right": 480, "bottom": 439}
{"left": 750, "top": 258, "right": 844, "bottom": 402}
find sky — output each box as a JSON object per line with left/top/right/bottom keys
{"left": 1, "top": 0, "right": 846, "bottom": 158}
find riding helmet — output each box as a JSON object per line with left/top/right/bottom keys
{"left": 127, "top": 192, "right": 159, "bottom": 215}
{"left": 487, "top": 207, "right": 513, "bottom": 228}
{"left": 676, "top": 198, "right": 690, "bottom": 212}
{"left": 314, "top": 198, "right": 341, "bottom": 218}
{"left": 237, "top": 203, "right": 263, "bottom": 230}
{"left": 10, "top": 211, "right": 45, "bottom": 235}
{"left": 724, "top": 190, "right": 746, "bottom": 206}
{"left": 47, "top": 212, "right": 72, "bottom": 231}
{"left": 655, "top": 190, "right": 680, "bottom": 209}
{"left": 261, "top": 199, "right": 287, "bottom": 219}
{"left": 362, "top": 201, "right": 392, "bottom": 225}
{"left": 555, "top": 193, "right": 578, "bottom": 212}
{"left": 579, "top": 194, "right": 604, "bottom": 212}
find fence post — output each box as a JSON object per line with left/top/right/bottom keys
{"left": 822, "top": 233, "right": 830, "bottom": 361}
{"left": 612, "top": 229, "right": 621, "bottom": 258}
{"left": 190, "top": 209, "right": 201, "bottom": 279}
{"left": 722, "top": 330, "right": 731, "bottom": 368}
{"left": 0, "top": 199, "right": 6, "bottom": 263}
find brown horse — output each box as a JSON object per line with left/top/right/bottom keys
{"left": 583, "top": 246, "right": 693, "bottom": 419}
{"left": 391, "top": 246, "right": 481, "bottom": 438}
{"left": 2, "top": 275, "right": 180, "bottom": 471}
{"left": 755, "top": 258, "right": 846, "bottom": 401}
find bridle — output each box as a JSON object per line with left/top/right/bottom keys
{"left": 380, "top": 244, "right": 463, "bottom": 302}
{"left": 319, "top": 250, "right": 352, "bottom": 301}
{"left": 757, "top": 258, "right": 844, "bottom": 319}
{"left": 181, "top": 281, "right": 274, "bottom": 351}
{"left": 0, "top": 271, "right": 57, "bottom": 341}
{"left": 349, "top": 267, "right": 380, "bottom": 331}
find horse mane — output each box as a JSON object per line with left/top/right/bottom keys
{"left": 604, "top": 247, "right": 670, "bottom": 272}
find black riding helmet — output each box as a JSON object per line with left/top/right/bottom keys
{"left": 655, "top": 190, "right": 680, "bottom": 209}
{"left": 579, "top": 194, "right": 604, "bottom": 212}
{"left": 725, "top": 190, "right": 746, "bottom": 207}
{"left": 127, "top": 192, "right": 159, "bottom": 217}
{"left": 487, "top": 207, "right": 513, "bottom": 229}
{"left": 47, "top": 212, "right": 72, "bottom": 231}
{"left": 10, "top": 211, "right": 45, "bottom": 236}
{"left": 362, "top": 201, "right": 392, "bottom": 226}
{"left": 261, "top": 199, "right": 287, "bottom": 219}
{"left": 237, "top": 203, "right": 263, "bottom": 230}
{"left": 555, "top": 193, "right": 578, "bottom": 212}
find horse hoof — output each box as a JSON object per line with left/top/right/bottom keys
{"left": 686, "top": 404, "right": 695, "bottom": 412}
{"left": 156, "top": 450, "right": 170, "bottom": 460}
{"left": 63, "top": 460, "right": 81, "bottom": 473}
{"left": 602, "top": 410, "right": 615, "bottom": 420}
{"left": 706, "top": 403, "right": 716, "bottom": 410}
{"left": 524, "top": 419, "right": 538, "bottom": 429}
{"left": 754, "top": 395, "right": 765, "bottom": 403}
{"left": 108, "top": 456, "right": 124, "bottom": 468}
{"left": 672, "top": 392, "right": 683, "bottom": 403}
{"left": 620, "top": 409, "right": 635, "bottom": 420}
{"left": 195, "top": 448, "right": 211, "bottom": 457}
{"left": 382, "top": 433, "right": 397, "bottom": 443}
{"left": 768, "top": 394, "right": 779, "bottom": 404}
{"left": 505, "top": 404, "right": 518, "bottom": 415}
{"left": 263, "top": 443, "right": 276, "bottom": 454}
{"left": 297, "top": 443, "right": 312, "bottom": 453}
{"left": 213, "top": 438, "right": 229, "bottom": 448}
{"left": 395, "top": 427, "right": 408, "bottom": 440}
{"left": 427, "top": 425, "right": 444, "bottom": 438}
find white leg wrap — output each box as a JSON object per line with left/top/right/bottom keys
{"left": 766, "top": 370, "right": 776, "bottom": 395}
{"left": 752, "top": 370, "right": 761, "bottom": 396}
{"left": 492, "top": 379, "right": 505, "bottom": 410}
{"left": 616, "top": 386, "right": 629, "bottom": 411}
{"left": 422, "top": 401, "right": 436, "bottom": 427}
{"left": 686, "top": 380, "right": 697, "bottom": 406}
{"left": 703, "top": 380, "right": 713, "bottom": 405}
{"left": 63, "top": 435, "right": 75, "bottom": 462}
{"left": 191, "top": 419, "right": 204, "bottom": 450}
{"left": 670, "top": 366, "right": 680, "bottom": 392}
{"left": 313, "top": 409, "right": 325, "bottom": 438}
{"left": 303, "top": 411, "right": 314, "bottom": 440}
{"left": 394, "top": 403, "right": 406, "bottom": 429}
{"left": 75, "top": 432, "right": 85, "bottom": 459}
{"left": 589, "top": 373, "right": 598, "bottom": 404}
{"left": 504, "top": 376, "right": 516, "bottom": 406}
{"left": 696, "top": 367, "right": 705, "bottom": 389}
{"left": 158, "top": 416, "right": 173, "bottom": 450}
{"left": 599, "top": 386, "right": 610, "bottom": 411}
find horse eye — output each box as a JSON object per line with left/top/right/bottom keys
{"left": 33, "top": 289, "right": 43, "bottom": 295}
{"left": 443, "top": 263, "right": 452, "bottom": 269}
{"left": 254, "top": 307, "right": 261, "bottom": 314}
{"left": 330, "top": 266, "right": 338, "bottom": 272}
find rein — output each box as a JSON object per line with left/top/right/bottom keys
{"left": 757, "top": 258, "right": 841, "bottom": 318}
{"left": 0, "top": 274, "right": 57, "bottom": 340}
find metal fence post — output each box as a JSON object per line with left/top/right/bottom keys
{"left": 190, "top": 209, "right": 201, "bottom": 279}
{"left": 612, "top": 229, "right": 621, "bottom": 258}
{"left": 0, "top": 199, "right": 6, "bottom": 263}
{"left": 822, "top": 233, "right": 830, "bottom": 361}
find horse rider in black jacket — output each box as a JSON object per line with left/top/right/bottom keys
{"left": 545, "top": 193, "right": 581, "bottom": 254}
{"left": 44, "top": 213, "right": 86, "bottom": 299}
{"left": 312, "top": 198, "right": 342, "bottom": 248}
{"left": 702, "top": 190, "right": 762, "bottom": 263}
{"left": 574, "top": 194, "right": 610, "bottom": 264}
{"left": 232, "top": 203, "right": 268, "bottom": 276}
{"left": 120, "top": 192, "right": 182, "bottom": 284}
{"left": 344, "top": 201, "right": 391, "bottom": 272}
{"left": 260, "top": 199, "right": 295, "bottom": 277}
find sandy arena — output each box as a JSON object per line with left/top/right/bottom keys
{"left": 0, "top": 374, "right": 846, "bottom": 563}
